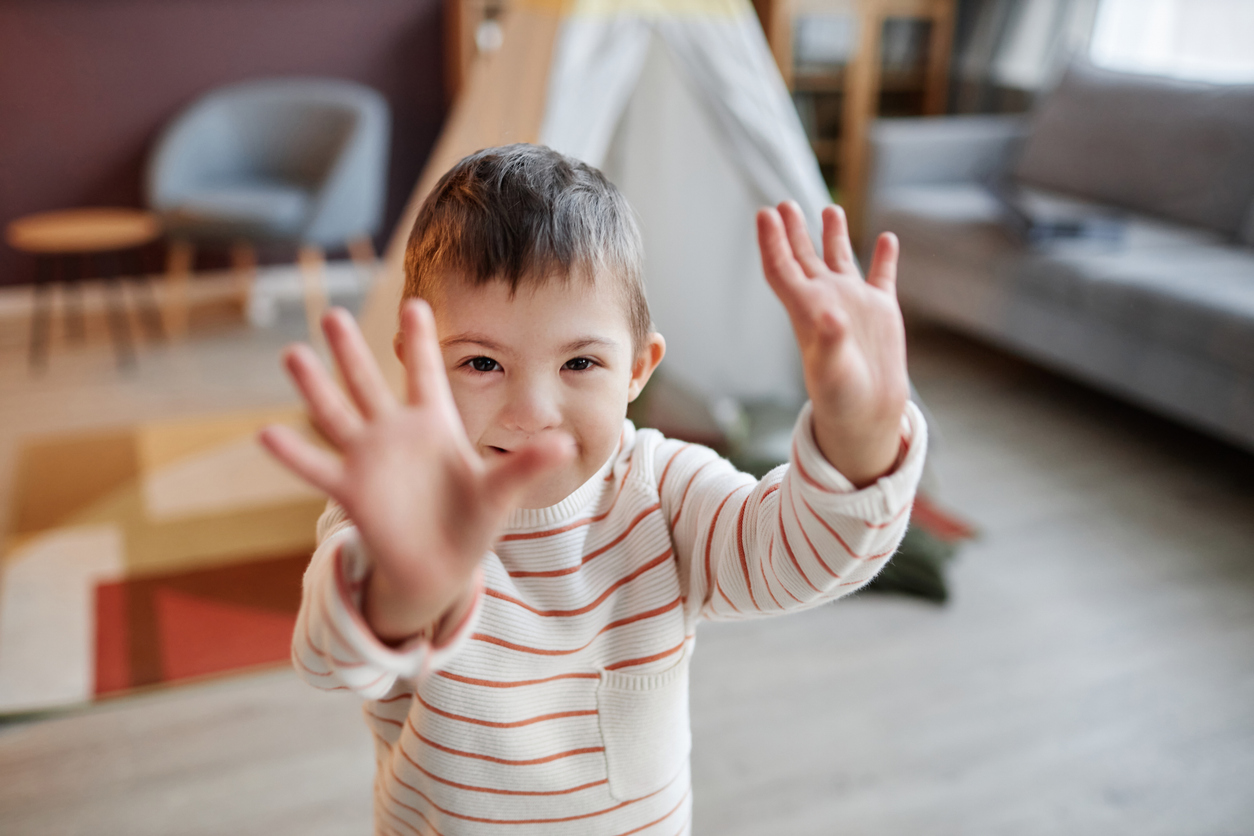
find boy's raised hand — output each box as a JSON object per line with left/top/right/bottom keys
{"left": 259, "top": 301, "right": 573, "bottom": 643}
{"left": 757, "top": 201, "right": 910, "bottom": 488}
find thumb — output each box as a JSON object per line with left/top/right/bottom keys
{"left": 481, "top": 434, "right": 576, "bottom": 513}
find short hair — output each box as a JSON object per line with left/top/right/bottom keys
{"left": 402, "top": 144, "right": 650, "bottom": 351}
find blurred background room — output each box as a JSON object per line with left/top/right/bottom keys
{"left": 1, "top": 0, "right": 1252, "bottom": 833}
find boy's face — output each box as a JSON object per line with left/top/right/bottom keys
{"left": 405, "top": 274, "right": 664, "bottom": 509}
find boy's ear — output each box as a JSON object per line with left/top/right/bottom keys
{"left": 393, "top": 332, "right": 404, "bottom": 364}
{"left": 627, "top": 333, "right": 666, "bottom": 403}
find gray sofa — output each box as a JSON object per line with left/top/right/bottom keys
{"left": 866, "top": 61, "right": 1254, "bottom": 452}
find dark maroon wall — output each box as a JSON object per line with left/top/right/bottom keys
{"left": 0, "top": 0, "right": 447, "bottom": 286}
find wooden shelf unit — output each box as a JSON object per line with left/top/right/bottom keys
{"left": 765, "top": 0, "right": 955, "bottom": 243}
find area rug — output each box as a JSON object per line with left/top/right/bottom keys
{"left": 0, "top": 404, "right": 977, "bottom": 715}
{"left": 0, "top": 407, "right": 326, "bottom": 714}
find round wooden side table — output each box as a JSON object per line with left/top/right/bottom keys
{"left": 5, "top": 208, "right": 166, "bottom": 370}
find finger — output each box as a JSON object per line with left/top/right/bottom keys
{"left": 821, "top": 205, "right": 858, "bottom": 275}
{"left": 865, "top": 232, "right": 900, "bottom": 295}
{"left": 400, "top": 299, "right": 455, "bottom": 408}
{"left": 481, "top": 434, "right": 576, "bottom": 514}
{"left": 323, "top": 307, "right": 396, "bottom": 419}
{"left": 756, "top": 208, "right": 810, "bottom": 318}
{"left": 283, "top": 343, "right": 362, "bottom": 449}
{"left": 777, "top": 201, "right": 825, "bottom": 278}
{"left": 257, "top": 424, "right": 344, "bottom": 497}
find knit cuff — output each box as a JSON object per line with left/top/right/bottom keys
{"left": 324, "top": 530, "right": 484, "bottom": 681}
{"left": 789, "top": 400, "right": 928, "bottom": 524}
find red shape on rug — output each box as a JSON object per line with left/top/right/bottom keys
{"left": 153, "top": 587, "right": 296, "bottom": 683}
{"left": 911, "top": 493, "right": 977, "bottom": 543}
{"left": 94, "top": 581, "right": 131, "bottom": 696}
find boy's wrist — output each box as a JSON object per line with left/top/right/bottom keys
{"left": 364, "top": 568, "right": 479, "bottom": 648}
{"left": 809, "top": 408, "right": 905, "bottom": 489}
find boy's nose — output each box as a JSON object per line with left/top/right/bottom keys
{"left": 501, "top": 384, "right": 562, "bottom": 436}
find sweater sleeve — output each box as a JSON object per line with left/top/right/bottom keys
{"left": 290, "top": 501, "right": 484, "bottom": 699}
{"left": 654, "top": 400, "right": 927, "bottom": 624}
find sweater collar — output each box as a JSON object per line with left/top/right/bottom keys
{"left": 503, "top": 423, "right": 628, "bottom": 531}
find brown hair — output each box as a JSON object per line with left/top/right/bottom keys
{"left": 402, "top": 144, "right": 651, "bottom": 351}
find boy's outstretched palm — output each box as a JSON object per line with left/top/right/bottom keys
{"left": 757, "top": 202, "right": 910, "bottom": 487}
{"left": 260, "top": 301, "right": 573, "bottom": 642}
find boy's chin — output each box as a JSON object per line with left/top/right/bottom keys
{"left": 515, "top": 469, "right": 586, "bottom": 510}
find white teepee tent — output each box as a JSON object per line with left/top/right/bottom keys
{"left": 360, "top": 0, "right": 830, "bottom": 405}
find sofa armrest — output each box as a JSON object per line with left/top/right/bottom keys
{"left": 869, "top": 115, "right": 1030, "bottom": 192}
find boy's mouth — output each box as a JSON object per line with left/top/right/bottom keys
{"left": 488, "top": 446, "right": 509, "bottom": 455}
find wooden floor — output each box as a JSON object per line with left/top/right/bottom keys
{"left": 1, "top": 287, "right": 1252, "bottom": 835}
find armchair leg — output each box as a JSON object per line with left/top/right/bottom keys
{"left": 298, "top": 243, "right": 328, "bottom": 348}
{"left": 347, "top": 233, "right": 377, "bottom": 266}
{"left": 164, "top": 238, "right": 195, "bottom": 339}
{"left": 347, "top": 234, "right": 379, "bottom": 292}
{"left": 230, "top": 240, "right": 258, "bottom": 321}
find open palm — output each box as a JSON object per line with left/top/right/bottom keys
{"left": 259, "top": 301, "right": 571, "bottom": 640}
{"left": 757, "top": 202, "right": 909, "bottom": 485}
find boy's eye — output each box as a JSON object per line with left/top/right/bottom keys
{"left": 468, "top": 357, "right": 500, "bottom": 372}
{"left": 564, "top": 357, "right": 594, "bottom": 371}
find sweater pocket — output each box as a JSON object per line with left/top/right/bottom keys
{"left": 596, "top": 649, "right": 692, "bottom": 801}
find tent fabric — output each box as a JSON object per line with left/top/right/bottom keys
{"left": 540, "top": 0, "right": 831, "bottom": 401}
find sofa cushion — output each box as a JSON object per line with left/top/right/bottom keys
{"left": 874, "top": 183, "right": 1254, "bottom": 377}
{"left": 1012, "top": 193, "right": 1254, "bottom": 376}
{"left": 163, "top": 181, "right": 311, "bottom": 239}
{"left": 1014, "top": 61, "right": 1254, "bottom": 239}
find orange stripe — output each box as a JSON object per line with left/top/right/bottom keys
{"left": 670, "top": 460, "right": 713, "bottom": 527}
{"left": 438, "top": 670, "right": 599, "bottom": 688}
{"left": 611, "top": 787, "right": 691, "bottom": 836}
{"left": 777, "top": 497, "right": 821, "bottom": 594}
{"left": 790, "top": 492, "right": 840, "bottom": 580}
{"left": 377, "top": 691, "right": 415, "bottom": 703}
{"left": 381, "top": 781, "right": 445, "bottom": 836}
{"left": 377, "top": 809, "right": 412, "bottom": 836}
{"left": 326, "top": 547, "right": 389, "bottom": 667}
{"left": 305, "top": 591, "right": 367, "bottom": 669}
{"left": 292, "top": 646, "right": 335, "bottom": 677}
{"left": 378, "top": 800, "right": 423, "bottom": 836}
{"left": 791, "top": 440, "right": 835, "bottom": 492}
{"left": 758, "top": 484, "right": 785, "bottom": 606}
{"left": 397, "top": 733, "right": 610, "bottom": 796}
{"left": 416, "top": 693, "right": 597, "bottom": 729}
{"left": 791, "top": 440, "right": 914, "bottom": 529}
{"left": 367, "top": 710, "right": 404, "bottom": 728}
{"left": 605, "top": 638, "right": 686, "bottom": 670}
{"left": 410, "top": 718, "right": 604, "bottom": 765}
{"left": 657, "top": 444, "right": 688, "bottom": 495}
{"left": 714, "top": 579, "right": 742, "bottom": 614}
{"left": 762, "top": 538, "right": 802, "bottom": 604}
{"left": 862, "top": 500, "right": 912, "bottom": 529}
{"left": 486, "top": 548, "right": 673, "bottom": 616}
{"left": 472, "top": 596, "right": 683, "bottom": 656}
{"left": 389, "top": 755, "right": 683, "bottom": 826}
{"left": 734, "top": 494, "right": 760, "bottom": 610}
{"left": 702, "top": 489, "right": 739, "bottom": 600}
{"left": 507, "top": 504, "right": 661, "bottom": 578}
{"left": 499, "top": 458, "right": 634, "bottom": 541}
{"left": 801, "top": 496, "right": 895, "bottom": 561}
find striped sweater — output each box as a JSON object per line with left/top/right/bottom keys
{"left": 293, "top": 401, "right": 927, "bottom": 836}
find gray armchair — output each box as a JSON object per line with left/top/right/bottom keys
{"left": 146, "top": 77, "right": 390, "bottom": 335}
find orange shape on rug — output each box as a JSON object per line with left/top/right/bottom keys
{"left": 153, "top": 587, "right": 296, "bottom": 683}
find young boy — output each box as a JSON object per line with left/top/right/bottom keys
{"left": 260, "top": 144, "right": 926, "bottom": 835}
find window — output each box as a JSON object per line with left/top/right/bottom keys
{"left": 1090, "top": 0, "right": 1254, "bottom": 83}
